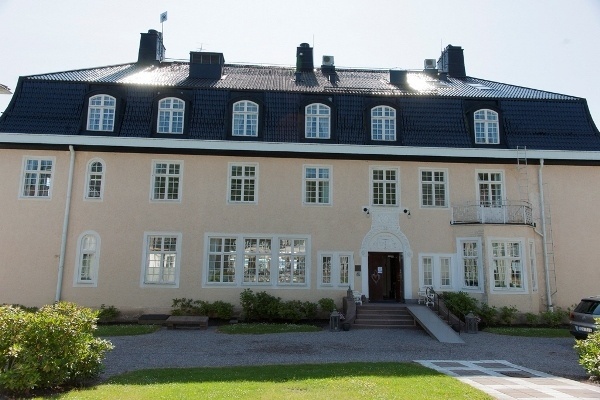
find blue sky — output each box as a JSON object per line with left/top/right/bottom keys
{"left": 1, "top": 0, "right": 599, "bottom": 128}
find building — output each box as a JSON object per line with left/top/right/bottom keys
{"left": 1, "top": 30, "right": 599, "bottom": 316}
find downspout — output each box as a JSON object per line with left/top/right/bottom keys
{"left": 537, "top": 159, "right": 554, "bottom": 312}
{"left": 55, "top": 145, "right": 75, "bottom": 302}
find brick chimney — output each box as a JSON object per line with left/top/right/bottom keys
{"left": 137, "top": 30, "right": 165, "bottom": 65}
{"left": 437, "top": 45, "right": 466, "bottom": 78}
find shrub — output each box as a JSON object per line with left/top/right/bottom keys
{"left": 97, "top": 304, "right": 120, "bottom": 322}
{"left": 278, "top": 300, "right": 304, "bottom": 322}
{"left": 574, "top": 319, "right": 600, "bottom": 378}
{"left": 0, "top": 302, "right": 113, "bottom": 396}
{"left": 240, "top": 289, "right": 257, "bottom": 321}
{"left": 301, "top": 301, "right": 318, "bottom": 319}
{"left": 497, "top": 305, "right": 518, "bottom": 326}
{"left": 477, "top": 303, "right": 498, "bottom": 327}
{"left": 211, "top": 301, "right": 234, "bottom": 320}
{"left": 525, "top": 312, "right": 539, "bottom": 325}
{"left": 440, "top": 291, "right": 479, "bottom": 319}
{"left": 254, "top": 291, "right": 281, "bottom": 321}
{"left": 171, "top": 298, "right": 233, "bottom": 320}
{"left": 540, "top": 307, "right": 569, "bottom": 327}
{"left": 318, "top": 298, "right": 336, "bottom": 313}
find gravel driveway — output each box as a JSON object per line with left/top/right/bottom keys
{"left": 100, "top": 326, "right": 587, "bottom": 381}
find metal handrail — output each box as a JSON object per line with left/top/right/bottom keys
{"left": 426, "top": 288, "right": 466, "bottom": 333}
{"left": 451, "top": 200, "right": 534, "bottom": 225}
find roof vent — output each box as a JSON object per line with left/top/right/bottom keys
{"left": 322, "top": 55, "right": 334, "bottom": 67}
{"left": 424, "top": 59, "right": 437, "bottom": 69}
{"left": 189, "top": 52, "right": 225, "bottom": 79}
{"left": 296, "top": 43, "right": 314, "bottom": 72}
{"left": 389, "top": 69, "right": 408, "bottom": 86}
{"left": 438, "top": 45, "right": 466, "bottom": 78}
{"left": 137, "top": 29, "right": 165, "bottom": 65}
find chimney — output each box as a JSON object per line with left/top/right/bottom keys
{"left": 437, "top": 45, "right": 466, "bottom": 78}
{"left": 389, "top": 69, "right": 408, "bottom": 86}
{"left": 189, "top": 52, "right": 225, "bottom": 79}
{"left": 137, "top": 29, "right": 165, "bottom": 65}
{"left": 296, "top": 43, "right": 314, "bottom": 72}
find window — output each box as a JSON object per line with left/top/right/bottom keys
{"left": 529, "top": 239, "right": 538, "bottom": 292}
{"left": 303, "top": 166, "right": 331, "bottom": 205}
{"left": 371, "top": 167, "right": 398, "bottom": 206}
{"left": 85, "top": 159, "right": 105, "bottom": 200}
{"left": 20, "top": 157, "right": 54, "bottom": 198}
{"left": 74, "top": 232, "right": 100, "bottom": 286}
{"left": 305, "top": 103, "right": 330, "bottom": 139}
{"left": 142, "top": 233, "right": 181, "bottom": 286}
{"left": 228, "top": 163, "right": 257, "bottom": 203}
{"left": 420, "top": 254, "right": 453, "bottom": 290}
{"left": 232, "top": 100, "right": 259, "bottom": 136}
{"left": 278, "top": 238, "right": 307, "bottom": 284}
{"left": 320, "top": 252, "right": 354, "bottom": 286}
{"left": 243, "top": 238, "right": 271, "bottom": 283}
{"left": 208, "top": 237, "right": 237, "bottom": 283}
{"left": 151, "top": 161, "right": 182, "bottom": 201}
{"left": 87, "top": 95, "right": 116, "bottom": 131}
{"left": 478, "top": 171, "right": 503, "bottom": 207}
{"left": 371, "top": 106, "right": 396, "bottom": 141}
{"left": 491, "top": 240, "right": 524, "bottom": 290}
{"left": 420, "top": 169, "right": 447, "bottom": 207}
{"left": 157, "top": 97, "right": 185, "bottom": 134}
{"left": 459, "top": 239, "right": 481, "bottom": 289}
{"left": 474, "top": 109, "right": 499, "bottom": 144}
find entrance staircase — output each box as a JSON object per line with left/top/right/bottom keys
{"left": 353, "top": 303, "right": 419, "bottom": 329}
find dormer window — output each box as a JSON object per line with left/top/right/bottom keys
{"left": 305, "top": 103, "right": 330, "bottom": 139}
{"left": 157, "top": 97, "right": 185, "bottom": 134}
{"left": 474, "top": 109, "right": 499, "bottom": 144}
{"left": 232, "top": 100, "right": 259, "bottom": 136}
{"left": 371, "top": 106, "right": 396, "bottom": 141}
{"left": 87, "top": 95, "right": 115, "bottom": 131}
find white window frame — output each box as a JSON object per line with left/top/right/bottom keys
{"left": 488, "top": 238, "right": 527, "bottom": 293}
{"left": 157, "top": 97, "right": 185, "bottom": 134}
{"left": 228, "top": 163, "right": 258, "bottom": 204}
{"left": 305, "top": 103, "right": 330, "bottom": 139}
{"left": 529, "top": 239, "right": 538, "bottom": 292}
{"left": 476, "top": 170, "right": 504, "bottom": 207}
{"left": 456, "top": 238, "right": 483, "bottom": 292}
{"left": 84, "top": 158, "right": 105, "bottom": 200}
{"left": 371, "top": 105, "right": 396, "bottom": 141}
{"left": 141, "top": 232, "right": 181, "bottom": 287}
{"left": 20, "top": 156, "right": 55, "bottom": 199}
{"left": 419, "top": 168, "right": 448, "bottom": 208}
{"left": 207, "top": 237, "right": 238, "bottom": 284}
{"left": 87, "top": 94, "right": 116, "bottom": 132}
{"left": 370, "top": 166, "right": 399, "bottom": 207}
{"left": 318, "top": 252, "right": 354, "bottom": 287}
{"left": 303, "top": 165, "right": 332, "bottom": 205}
{"left": 232, "top": 100, "right": 259, "bottom": 137}
{"left": 474, "top": 109, "right": 499, "bottom": 144}
{"left": 73, "top": 231, "right": 101, "bottom": 287}
{"left": 242, "top": 237, "right": 272, "bottom": 284}
{"left": 203, "top": 234, "right": 310, "bottom": 288}
{"left": 150, "top": 160, "right": 183, "bottom": 202}
{"left": 418, "top": 254, "right": 455, "bottom": 291}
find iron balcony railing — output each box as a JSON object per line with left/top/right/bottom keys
{"left": 451, "top": 200, "right": 534, "bottom": 225}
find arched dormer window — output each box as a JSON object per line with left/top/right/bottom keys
{"left": 474, "top": 109, "right": 499, "bottom": 144}
{"left": 87, "top": 95, "right": 116, "bottom": 131}
{"left": 305, "top": 103, "right": 330, "bottom": 139}
{"left": 74, "top": 231, "right": 101, "bottom": 286}
{"left": 157, "top": 97, "right": 185, "bottom": 134}
{"left": 232, "top": 100, "right": 259, "bottom": 136}
{"left": 85, "top": 159, "right": 105, "bottom": 200}
{"left": 371, "top": 106, "right": 396, "bottom": 141}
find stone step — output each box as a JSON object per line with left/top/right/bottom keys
{"left": 352, "top": 303, "right": 418, "bottom": 329}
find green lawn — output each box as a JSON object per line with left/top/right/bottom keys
{"left": 48, "top": 362, "right": 493, "bottom": 400}
{"left": 483, "top": 326, "right": 571, "bottom": 337}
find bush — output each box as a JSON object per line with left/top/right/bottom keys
{"left": 171, "top": 298, "right": 233, "bottom": 320}
{"left": 0, "top": 302, "right": 113, "bottom": 396}
{"left": 525, "top": 312, "right": 539, "bottom": 325}
{"left": 477, "top": 303, "right": 498, "bottom": 327}
{"left": 97, "top": 304, "right": 120, "bottom": 322}
{"left": 254, "top": 291, "right": 282, "bottom": 321}
{"left": 239, "top": 290, "right": 319, "bottom": 322}
{"left": 574, "top": 319, "right": 600, "bottom": 378}
{"left": 497, "top": 305, "right": 518, "bottom": 326}
{"left": 440, "top": 291, "right": 479, "bottom": 319}
{"left": 540, "top": 307, "right": 569, "bottom": 327}
{"left": 318, "top": 298, "right": 336, "bottom": 313}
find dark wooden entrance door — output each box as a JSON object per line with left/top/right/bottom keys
{"left": 368, "top": 252, "right": 403, "bottom": 302}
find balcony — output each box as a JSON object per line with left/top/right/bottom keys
{"left": 451, "top": 201, "right": 534, "bottom": 225}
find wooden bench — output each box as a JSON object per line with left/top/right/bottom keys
{"left": 165, "top": 315, "right": 209, "bottom": 330}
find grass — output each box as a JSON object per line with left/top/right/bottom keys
{"left": 46, "top": 362, "right": 494, "bottom": 400}
{"left": 218, "top": 322, "right": 323, "bottom": 334}
{"left": 94, "top": 324, "right": 161, "bottom": 337}
{"left": 483, "top": 326, "right": 571, "bottom": 337}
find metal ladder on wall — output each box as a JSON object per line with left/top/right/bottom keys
{"left": 516, "top": 146, "right": 530, "bottom": 204}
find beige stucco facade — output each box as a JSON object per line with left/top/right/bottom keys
{"left": 1, "top": 144, "right": 598, "bottom": 316}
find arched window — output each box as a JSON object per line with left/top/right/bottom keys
{"left": 74, "top": 232, "right": 100, "bottom": 286}
{"left": 474, "top": 109, "right": 499, "bottom": 144}
{"left": 371, "top": 106, "right": 396, "bottom": 141}
{"left": 157, "top": 97, "right": 185, "bottom": 134}
{"left": 85, "top": 159, "right": 105, "bottom": 200}
{"left": 87, "top": 95, "right": 116, "bottom": 131}
{"left": 305, "top": 103, "right": 330, "bottom": 139}
{"left": 232, "top": 100, "right": 259, "bottom": 136}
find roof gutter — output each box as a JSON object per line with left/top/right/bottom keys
{"left": 55, "top": 145, "right": 75, "bottom": 303}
